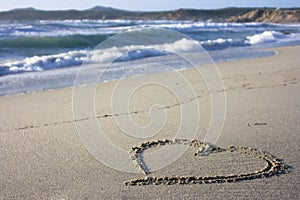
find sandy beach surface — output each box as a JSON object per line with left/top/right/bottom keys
{"left": 1, "top": 45, "right": 299, "bottom": 199}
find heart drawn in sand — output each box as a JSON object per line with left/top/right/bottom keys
{"left": 124, "top": 139, "right": 290, "bottom": 186}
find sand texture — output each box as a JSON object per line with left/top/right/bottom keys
{"left": 0, "top": 46, "right": 300, "bottom": 199}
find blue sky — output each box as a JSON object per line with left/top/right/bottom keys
{"left": 1, "top": 0, "right": 300, "bottom": 11}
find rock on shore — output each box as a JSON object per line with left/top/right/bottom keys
{"left": 228, "top": 9, "right": 300, "bottom": 23}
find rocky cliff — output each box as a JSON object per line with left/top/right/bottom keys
{"left": 228, "top": 9, "right": 300, "bottom": 23}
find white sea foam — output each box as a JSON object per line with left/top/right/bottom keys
{"left": 2, "top": 30, "right": 299, "bottom": 76}
{"left": 245, "top": 31, "right": 296, "bottom": 45}
{"left": 2, "top": 20, "right": 300, "bottom": 38}
{"left": 0, "top": 38, "right": 202, "bottom": 74}
{"left": 200, "top": 38, "right": 233, "bottom": 45}
{"left": 2, "top": 50, "right": 88, "bottom": 74}
{"left": 89, "top": 38, "right": 202, "bottom": 63}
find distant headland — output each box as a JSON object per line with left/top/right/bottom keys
{"left": 0, "top": 6, "right": 299, "bottom": 23}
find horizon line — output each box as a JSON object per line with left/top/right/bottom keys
{"left": 1, "top": 5, "right": 300, "bottom": 12}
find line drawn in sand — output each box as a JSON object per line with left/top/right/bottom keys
{"left": 125, "top": 139, "right": 291, "bottom": 186}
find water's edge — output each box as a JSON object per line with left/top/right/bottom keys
{"left": 0, "top": 46, "right": 279, "bottom": 97}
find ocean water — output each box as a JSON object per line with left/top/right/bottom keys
{"left": 1, "top": 20, "right": 300, "bottom": 95}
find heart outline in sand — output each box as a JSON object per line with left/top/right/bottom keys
{"left": 124, "top": 139, "right": 290, "bottom": 186}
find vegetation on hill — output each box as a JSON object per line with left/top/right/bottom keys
{"left": 0, "top": 7, "right": 299, "bottom": 22}
{"left": 0, "top": 7, "right": 252, "bottom": 21}
{"left": 228, "top": 8, "right": 300, "bottom": 23}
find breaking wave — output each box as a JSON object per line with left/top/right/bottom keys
{"left": 0, "top": 38, "right": 202, "bottom": 75}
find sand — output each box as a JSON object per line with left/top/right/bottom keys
{"left": 0, "top": 45, "right": 299, "bottom": 199}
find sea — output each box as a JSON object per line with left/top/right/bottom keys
{"left": 1, "top": 20, "right": 300, "bottom": 96}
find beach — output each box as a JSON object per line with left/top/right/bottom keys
{"left": 0, "top": 45, "right": 299, "bottom": 199}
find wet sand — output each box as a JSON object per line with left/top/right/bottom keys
{"left": 0, "top": 45, "right": 299, "bottom": 199}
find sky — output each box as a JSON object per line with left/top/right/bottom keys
{"left": 1, "top": 0, "right": 300, "bottom": 11}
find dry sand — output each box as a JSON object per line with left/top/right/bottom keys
{"left": 0, "top": 45, "right": 299, "bottom": 199}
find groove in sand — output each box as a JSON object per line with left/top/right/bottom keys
{"left": 125, "top": 139, "right": 290, "bottom": 186}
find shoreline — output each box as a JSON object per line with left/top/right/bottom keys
{"left": 0, "top": 44, "right": 285, "bottom": 98}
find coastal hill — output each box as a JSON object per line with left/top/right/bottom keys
{"left": 0, "top": 7, "right": 252, "bottom": 21}
{"left": 228, "top": 8, "right": 300, "bottom": 23}
{"left": 0, "top": 6, "right": 299, "bottom": 23}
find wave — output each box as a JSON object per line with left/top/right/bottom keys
{"left": 1, "top": 31, "right": 300, "bottom": 76}
{"left": 2, "top": 20, "right": 300, "bottom": 37}
{"left": 0, "top": 38, "right": 202, "bottom": 75}
{"left": 0, "top": 34, "right": 109, "bottom": 49}
{"left": 195, "top": 31, "right": 299, "bottom": 50}
{"left": 245, "top": 31, "right": 299, "bottom": 45}
{"left": 0, "top": 50, "right": 87, "bottom": 75}
{"left": 0, "top": 21, "right": 132, "bottom": 37}
{"left": 1, "top": 20, "right": 300, "bottom": 77}
{"left": 200, "top": 38, "right": 235, "bottom": 46}
{"left": 2, "top": 21, "right": 299, "bottom": 53}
